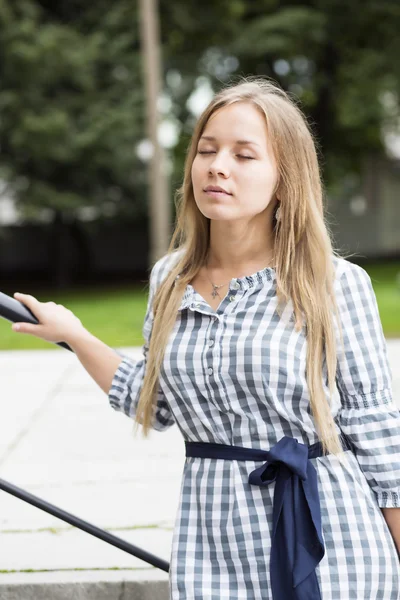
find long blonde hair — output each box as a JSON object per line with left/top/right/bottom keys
{"left": 134, "top": 76, "right": 354, "bottom": 462}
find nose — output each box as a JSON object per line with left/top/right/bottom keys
{"left": 208, "top": 152, "right": 230, "bottom": 178}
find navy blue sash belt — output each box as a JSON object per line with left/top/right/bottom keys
{"left": 185, "top": 435, "right": 353, "bottom": 600}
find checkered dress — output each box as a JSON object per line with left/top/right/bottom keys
{"left": 109, "top": 249, "right": 400, "bottom": 599}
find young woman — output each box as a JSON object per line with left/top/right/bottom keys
{"left": 12, "top": 77, "right": 400, "bottom": 599}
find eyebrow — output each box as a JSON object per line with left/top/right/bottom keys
{"left": 199, "top": 135, "right": 260, "bottom": 147}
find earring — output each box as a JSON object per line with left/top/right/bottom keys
{"left": 275, "top": 205, "right": 281, "bottom": 222}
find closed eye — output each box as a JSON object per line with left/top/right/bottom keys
{"left": 197, "top": 151, "right": 254, "bottom": 160}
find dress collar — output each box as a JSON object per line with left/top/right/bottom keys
{"left": 176, "top": 266, "right": 276, "bottom": 311}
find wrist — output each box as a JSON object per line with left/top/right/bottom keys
{"left": 65, "top": 326, "right": 93, "bottom": 350}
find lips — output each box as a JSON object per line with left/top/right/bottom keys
{"left": 204, "top": 186, "right": 232, "bottom": 195}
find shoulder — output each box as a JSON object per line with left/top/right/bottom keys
{"left": 331, "top": 255, "right": 370, "bottom": 282}
{"left": 149, "top": 248, "right": 186, "bottom": 290}
{"left": 331, "top": 255, "right": 373, "bottom": 302}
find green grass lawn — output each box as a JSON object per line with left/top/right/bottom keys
{"left": 363, "top": 262, "right": 400, "bottom": 338}
{"left": 0, "top": 261, "right": 399, "bottom": 351}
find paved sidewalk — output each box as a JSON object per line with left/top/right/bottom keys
{"left": 0, "top": 341, "right": 399, "bottom": 598}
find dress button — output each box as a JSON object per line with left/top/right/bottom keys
{"left": 208, "top": 367, "right": 213, "bottom": 375}
{"left": 229, "top": 295, "right": 235, "bottom": 302}
{"left": 195, "top": 302, "right": 201, "bottom": 308}
{"left": 209, "top": 339, "right": 214, "bottom": 347}
{"left": 231, "top": 281, "right": 240, "bottom": 290}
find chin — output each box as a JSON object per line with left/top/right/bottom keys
{"left": 201, "top": 203, "right": 235, "bottom": 217}
{"left": 203, "top": 211, "right": 234, "bottom": 221}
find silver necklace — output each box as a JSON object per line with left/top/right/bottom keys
{"left": 204, "top": 269, "right": 231, "bottom": 299}
{"left": 205, "top": 254, "right": 275, "bottom": 299}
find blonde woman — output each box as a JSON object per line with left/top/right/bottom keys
{"left": 12, "top": 77, "right": 400, "bottom": 599}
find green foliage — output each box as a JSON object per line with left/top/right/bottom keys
{"left": 0, "top": 0, "right": 400, "bottom": 218}
{"left": 233, "top": 8, "right": 327, "bottom": 55}
{"left": 0, "top": 0, "right": 147, "bottom": 218}
{"left": 160, "top": 0, "right": 400, "bottom": 183}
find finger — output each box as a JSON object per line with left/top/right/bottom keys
{"left": 14, "top": 292, "right": 39, "bottom": 308}
{"left": 12, "top": 322, "right": 42, "bottom": 335}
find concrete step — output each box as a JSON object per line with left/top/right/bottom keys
{"left": 0, "top": 570, "right": 170, "bottom": 600}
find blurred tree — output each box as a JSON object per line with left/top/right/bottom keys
{"left": 1, "top": 0, "right": 399, "bottom": 285}
{"left": 0, "top": 1, "right": 149, "bottom": 216}
{"left": 2, "top": 0, "right": 400, "bottom": 210}
{"left": 158, "top": 0, "right": 400, "bottom": 187}
{"left": 0, "top": 1, "right": 150, "bottom": 284}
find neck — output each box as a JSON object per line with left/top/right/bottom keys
{"left": 206, "top": 216, "right": 275, "bottom": 272}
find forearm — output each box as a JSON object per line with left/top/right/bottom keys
{"left": 67, "top": 328, "right": 123, "bottom": 395}
{"left": 381, "top": 507, "right": 400, "bottom": 557}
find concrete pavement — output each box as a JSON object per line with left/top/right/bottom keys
{"left": 0, "top": 341, "right": 399, "bottom": 599}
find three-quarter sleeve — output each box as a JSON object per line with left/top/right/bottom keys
{"left": 334, "top": 261, "right": 400, "bottom": 508}
{"left": 108, "top": 259, "right": 176, "bottom": 432}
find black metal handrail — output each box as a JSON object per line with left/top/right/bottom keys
{"left": 0, "top": 291, "right": 170, "bottom": 573}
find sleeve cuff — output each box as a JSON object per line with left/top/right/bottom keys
{"left": 340, "top": 387, "right": 393, "bottom": 410}
{"left": 375, "top": 490, "right": 400, "bottom": 508}
{"left": 108, "top": 356, "right": 136, "bottom": 412}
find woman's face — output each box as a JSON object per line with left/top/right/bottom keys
{"left": 191, "top": 101, "right": 279, "bottom": 223}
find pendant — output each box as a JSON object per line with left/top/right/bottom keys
{"left": 211, "top": 286, "right": 220, "bottom": 299}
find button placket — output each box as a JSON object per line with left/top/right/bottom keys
{"left": 206, "top": 312, "right": 219, "bottom": 377}
{"left": 227, "top": 279, "right": 241, "bottom": 306}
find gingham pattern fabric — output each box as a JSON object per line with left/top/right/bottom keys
{"left": 109, "top": 249, "right": 400, "bottom": 599}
